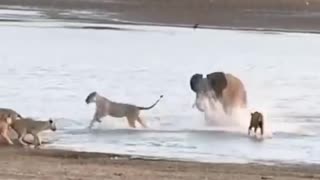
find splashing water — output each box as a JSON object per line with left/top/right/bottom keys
{"left": 197, "top": 95, "right": 273, "bottom": 137}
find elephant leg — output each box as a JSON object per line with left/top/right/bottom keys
{"left": 220, "top": 99, "right": 232, "bottom": 115}
{"left": 238, "top": 90, "right": 247, "bottom": 109}
{"left": 216, "top": 91, "right": 231, "bottom": 115}
{"left": 204, "top": 113, "right": 212, "bottom": 125}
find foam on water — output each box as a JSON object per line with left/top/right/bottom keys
{"left": 0, "top": 13, "right": 320, "bottom": 164}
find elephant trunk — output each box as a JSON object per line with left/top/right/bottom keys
{"left": 194, "top": 92, "right": 215, "bottom": 112}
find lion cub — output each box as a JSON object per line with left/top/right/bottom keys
{"left": 0, "top": 108, "right": 23, "bottom": 145}
{"left": 248, "top": 111, "right": 264, "bottom": 136}
{"left": 11, "top": 118, "right": 56, "bottom": 148}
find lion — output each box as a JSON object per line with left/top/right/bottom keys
{"left": 248, "top": 111, "right": 264, "bottom": 136}
{"left": 85, "top": 91, "right": 163, "bottom": 129}
{"left": 0, "top": 108, "right": 23, "bottom": 145}
{"left": 11, "top": 117, "right": 56, "bottom": 148}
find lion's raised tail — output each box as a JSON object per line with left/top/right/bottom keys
{"left": 138, "top": 95, "right": 164, "bottom": 110}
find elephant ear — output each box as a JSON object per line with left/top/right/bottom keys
{"left": 190, "top": 73, "right": 203, "bottom": 93}
{"left": 206, "top": 72, "right": 227, "bottom": 98}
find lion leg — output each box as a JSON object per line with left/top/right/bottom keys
{"left": 31, "top": 133, "right": 41, "bottom": 148}
{"left": 137, "top": 117, "right": 147, "bottom": 128}
{"left": 259, "top": 121, "right": 264, "bottom": 136}
{"left": 126, "top": 117, "right": 136, "bottom": 128}
{"left": 88, "top": 113, "right": 104, "bottom": 129}
{"left": 18, "top": 133, "right": 29, "bottom": 147}
{"left": 248, "top": 126, "right": 252, "bottom": 135}
{"left": 1, "top": 127, "right": 13, "bottom": 145}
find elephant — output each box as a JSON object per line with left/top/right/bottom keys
{"left": 190, "top": 71, "right": 247, "bottom": 115}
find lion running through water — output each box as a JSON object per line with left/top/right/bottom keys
{"left": 248, "top": 111, "right": 264, "bottom": 136}
{"left": 85, "top": 92, "right": 163, "bottom": 128}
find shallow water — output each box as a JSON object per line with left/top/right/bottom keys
{"left": 1, "top": 9, "right": 320, "bottom": 164}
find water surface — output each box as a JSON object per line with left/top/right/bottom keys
{"left": 0, "top": 10, "right": 320, "bottom": 164}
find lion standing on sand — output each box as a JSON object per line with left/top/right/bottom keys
{"left": 0, "top": 108, "right": 23, "bottom": 145}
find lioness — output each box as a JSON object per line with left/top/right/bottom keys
{"left": 11, "top": 118, "right": 56, "bottom": 148}
{"left": 248, "top": 111, "right": 264, "bottom": 136}
{"left": 85, "top": 91, "right": 163, "bottom": 129}
{"left": 0, "top": 108, "right": 23, "bottom": 145}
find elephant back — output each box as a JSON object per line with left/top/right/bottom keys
{"left": 223, "top": 73, "right": 247, "bottom": 108}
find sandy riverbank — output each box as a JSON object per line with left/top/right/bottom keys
{"left": 0, "top": 144, "right": 318, "bottom": 180}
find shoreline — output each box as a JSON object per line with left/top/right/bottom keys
{"left": 2, "top": 8, "right": 320, "bottom": 36}
{"left": 1, "top": 134, "right": 319, "bottom": 179}
{"left": 44, "top": 144, "right": 318, "bottom": 166}
{"left": 1, "top": 0, "right": 320, "bottom": 34}
{"left": 0, "top": 145, "right": 319, "bottom": 180}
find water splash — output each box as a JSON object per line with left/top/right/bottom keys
{"left": 196, "top": 95, "right": 273, "bottom": 137}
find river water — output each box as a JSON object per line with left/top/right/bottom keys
{"left": 0, "top": 8, "right": 319, "bottom": 164}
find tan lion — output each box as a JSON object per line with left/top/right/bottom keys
{"left": 0, "top": 108, "right": 23, "bottom": 145}
{"left": 11, "top": 117, "right": 56, "bottom": 148}
{"left": 85, "top": 92, "right": 163, "bottom": 129}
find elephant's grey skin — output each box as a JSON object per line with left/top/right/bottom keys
{"left": 190, "top": 72, "right": 247, "bottom": 115}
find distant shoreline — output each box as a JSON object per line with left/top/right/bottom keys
{"left": 1, "top": 0, "right": 320, "bottom": 34}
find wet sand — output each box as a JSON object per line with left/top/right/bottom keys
{"left": 2, "top": 0, "right": 320, "bottom": 33}
{"left": 1, "top": 132, "right": 320, "bottom": 179}
{"left": 1, "top": 131, "right": 320, "bottom": 180}
{"left": 0, "top": 144, "right": 318, "bottom": 180}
